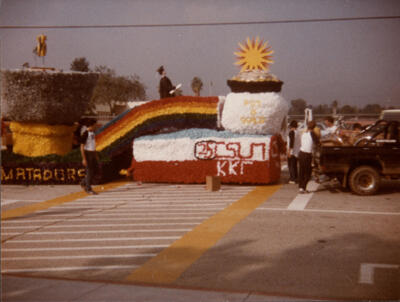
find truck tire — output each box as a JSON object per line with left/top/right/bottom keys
{"left": 349, "top": 166, "right": 380, "bottom": 195}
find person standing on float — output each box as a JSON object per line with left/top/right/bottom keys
{"left": 157, "top": 65, "right": 175, "bottom": 99}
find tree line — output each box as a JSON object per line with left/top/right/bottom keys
{"left": 289, "top": 98, "right": 396, "bottom": 116}
{"left": 68, "top": 58, "right": 396, "bottom": 117}
{"left": 70, "top": 57, "right": 204, "bottom": 115}
{"left": 70, "top": 57, "right": 146, "bottom": 115}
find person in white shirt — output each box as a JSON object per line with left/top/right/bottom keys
{"left": 298, "top": 120, "right": 320, "bottom": 193}
{"left": 80, "top": 118, "right": 99, "bottom": 195}
{"left": 320, "top": 116, "right": 337, "bottom": 138}
{"left": 287, "top": 120, "right": 301, "bottom": 184}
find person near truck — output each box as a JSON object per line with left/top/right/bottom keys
{"left": 348, "top": 123, "right": 362, "bottom": 145}
{"left": 298, "top": 120, "right": 320, "bottom": 193}
{"left": 320, "top": 116, "right": 337, "bottom": 138}
{"left": 287, "top": 120, "right": 301, "bottom": 184}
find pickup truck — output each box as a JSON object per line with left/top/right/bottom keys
{"left": 317, "top": 120, "right": 400, "bottom": 195}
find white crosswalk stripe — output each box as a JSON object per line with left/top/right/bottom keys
{"left": 3, "top": 244, "right": 169, "bottom": 252}
{"left": 1, "top": 183, "right": 253, "bottom": 277}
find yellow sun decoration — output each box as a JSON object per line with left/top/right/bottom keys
{"left": 234, "top": 36, "right": 274, "bottom": 72}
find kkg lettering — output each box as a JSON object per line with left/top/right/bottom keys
{"left": 217, "top": 160, "right": 253, "bottom": 176}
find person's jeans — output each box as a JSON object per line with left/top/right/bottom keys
{"left": 288, "top": 155, "right": 298, "bottom": 182}
{"left": 298, "top": 151, "right": 312, "bottom": 190}
{"left": 81, "top": 151, "right": 99, "bottom": 191}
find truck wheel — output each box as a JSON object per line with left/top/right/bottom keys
{"left": 349, "top": 166, "right": 380, "bottom": 195}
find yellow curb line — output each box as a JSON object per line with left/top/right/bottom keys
{"left": 1, "top": 180, "right": 129, "bottom": 220}
{"left": 125, "top": 184, "right": 281, "bottom": 285}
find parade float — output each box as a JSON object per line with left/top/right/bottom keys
{"left": 2, "top": 69, "right": 98, "bottom": 156}
{"left": 128, "top": 37, "right": 288, "bottom": 184}
{"left": 1, "top": 35, "right": 101, "bottom": 184}
{"left": 0, "top": 67, "right": 101, "bottom": 185}
{"left": 1, "top": 36, "right": 288, "bottom": 185}
{"left": 2, "top": 35, "right": 99, "bottom": 157}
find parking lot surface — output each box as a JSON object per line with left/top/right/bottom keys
{"left": 1, "top": 177, "right": 399, "bottom": 301}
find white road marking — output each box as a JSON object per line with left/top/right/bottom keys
{"left": 1, "top": 199, "right": 44, "bottom": 205}
{"left": 53, "top": 203, "right": 228, "bottom": 208}
{"left": 106, "top": 185, "right": 251, "bottom": 190}
{"left": 1, "top": 217, "right": 208, "bottom": 224}
{"left": 359, "top": 263, "right": 399, "bottom": 284}
{"left": 80, "top": 196, "right": 246, "bottom": 201}
{"left": 2, "top": 228, "right": 191, "bottom": 236}
{"left": 2, "top": 244, "right": 169, "bottom": 252}
{"left": 286, "top": 181, "right": 319, "bottom": 211}
{"left": 257, "top": 208, "right": 400, "bottom": 216}
{"left": 1, "top": 184, "right": 254, "bottom": 277}
{"left": 287, "top": 194, "right": 311, "bottom": 211}
{"left": 88, "top": 209, "right": 220, "bottom": 213}
{"left": 6, "top": 236, "right": 180, "bottom": 243}
{"left": 2, "top": 253, "right": 157, "bottom": 261}
{"left": 2, "top": 264, "right": 140, "bottom": 274}
{"left": 33, "top": 210, "right": 223, "bottom": 216}
{"left": 1, "top": 222, "right": 200, "bottom": 230}
{"left": 117, "top": 184, "right": 252, "bottom": 191}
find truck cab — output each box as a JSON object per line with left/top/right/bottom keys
{"left": 380, "top": 109, "right": 400, "bottom": 122}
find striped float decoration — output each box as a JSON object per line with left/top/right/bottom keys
{"left": 95, "top": 96, "right": 219, "bottom": 156}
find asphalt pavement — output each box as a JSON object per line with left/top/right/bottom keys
{"left": 1, "top": 176, "right": 399, "bottom": 301}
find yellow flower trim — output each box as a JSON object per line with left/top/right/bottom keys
{"left": 10, "top": 122, "right": 74, "bottom": 157}
{"left": 10, "top": 122, "right": 73, "bottom": 137}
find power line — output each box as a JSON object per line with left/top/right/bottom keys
{"left": 1, "top": 15, "right": 399, "bottom": 29}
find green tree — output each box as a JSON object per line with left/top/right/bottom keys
{"left": 289, "top": 98, "right": 307, "bottom": 115}
{"left": 339, "top": 105, "right": 357, "bottom": 114}
{"left": 70, "top": 57, "right": 90, "bottom": 72}
{"left": 191, "top": 77, "right": 203, "bottom": 96}
{"left": 313, "top": 104, "right": 330, "bottom": 115}
{"left": 361, "top": 104, "right": 382, "bottom": 114}
{"left": 90, "top": 65, "right": 146, "bottom": 115}
{"left": 331, "top": 100, "right": 339, "bottom": 115}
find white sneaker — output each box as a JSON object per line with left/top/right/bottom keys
{"left": 299, "top": 188, "right": 305, "bottom": 193}
{"left": 288, "top": 181, "right": 296, "bottom": 184}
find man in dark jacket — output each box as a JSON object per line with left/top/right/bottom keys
{"left": 157, "top": 65, "right": 175, "bottom": 99}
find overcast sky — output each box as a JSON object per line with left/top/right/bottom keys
{"left": 1, "top": 0, "right": 400, "bottom": 108}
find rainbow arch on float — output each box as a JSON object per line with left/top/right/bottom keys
{"left": 95, "top": 96, "right": 219, "bottom": 156}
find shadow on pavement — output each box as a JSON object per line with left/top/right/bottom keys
{"left": 173, "top": 234, "right": 400, "bottom": 300}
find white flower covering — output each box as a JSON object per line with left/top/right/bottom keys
{"left": 217, "top": 96, "right": 226, "bottom": 128}
{"left": 134, "top": 137, "right": 195, "bottom": 162}
{"left": 133, "top": 129, "right": 272, "bottom": 162}
{"left": 221, "top": 92, "right": 288, "bottom": 135}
